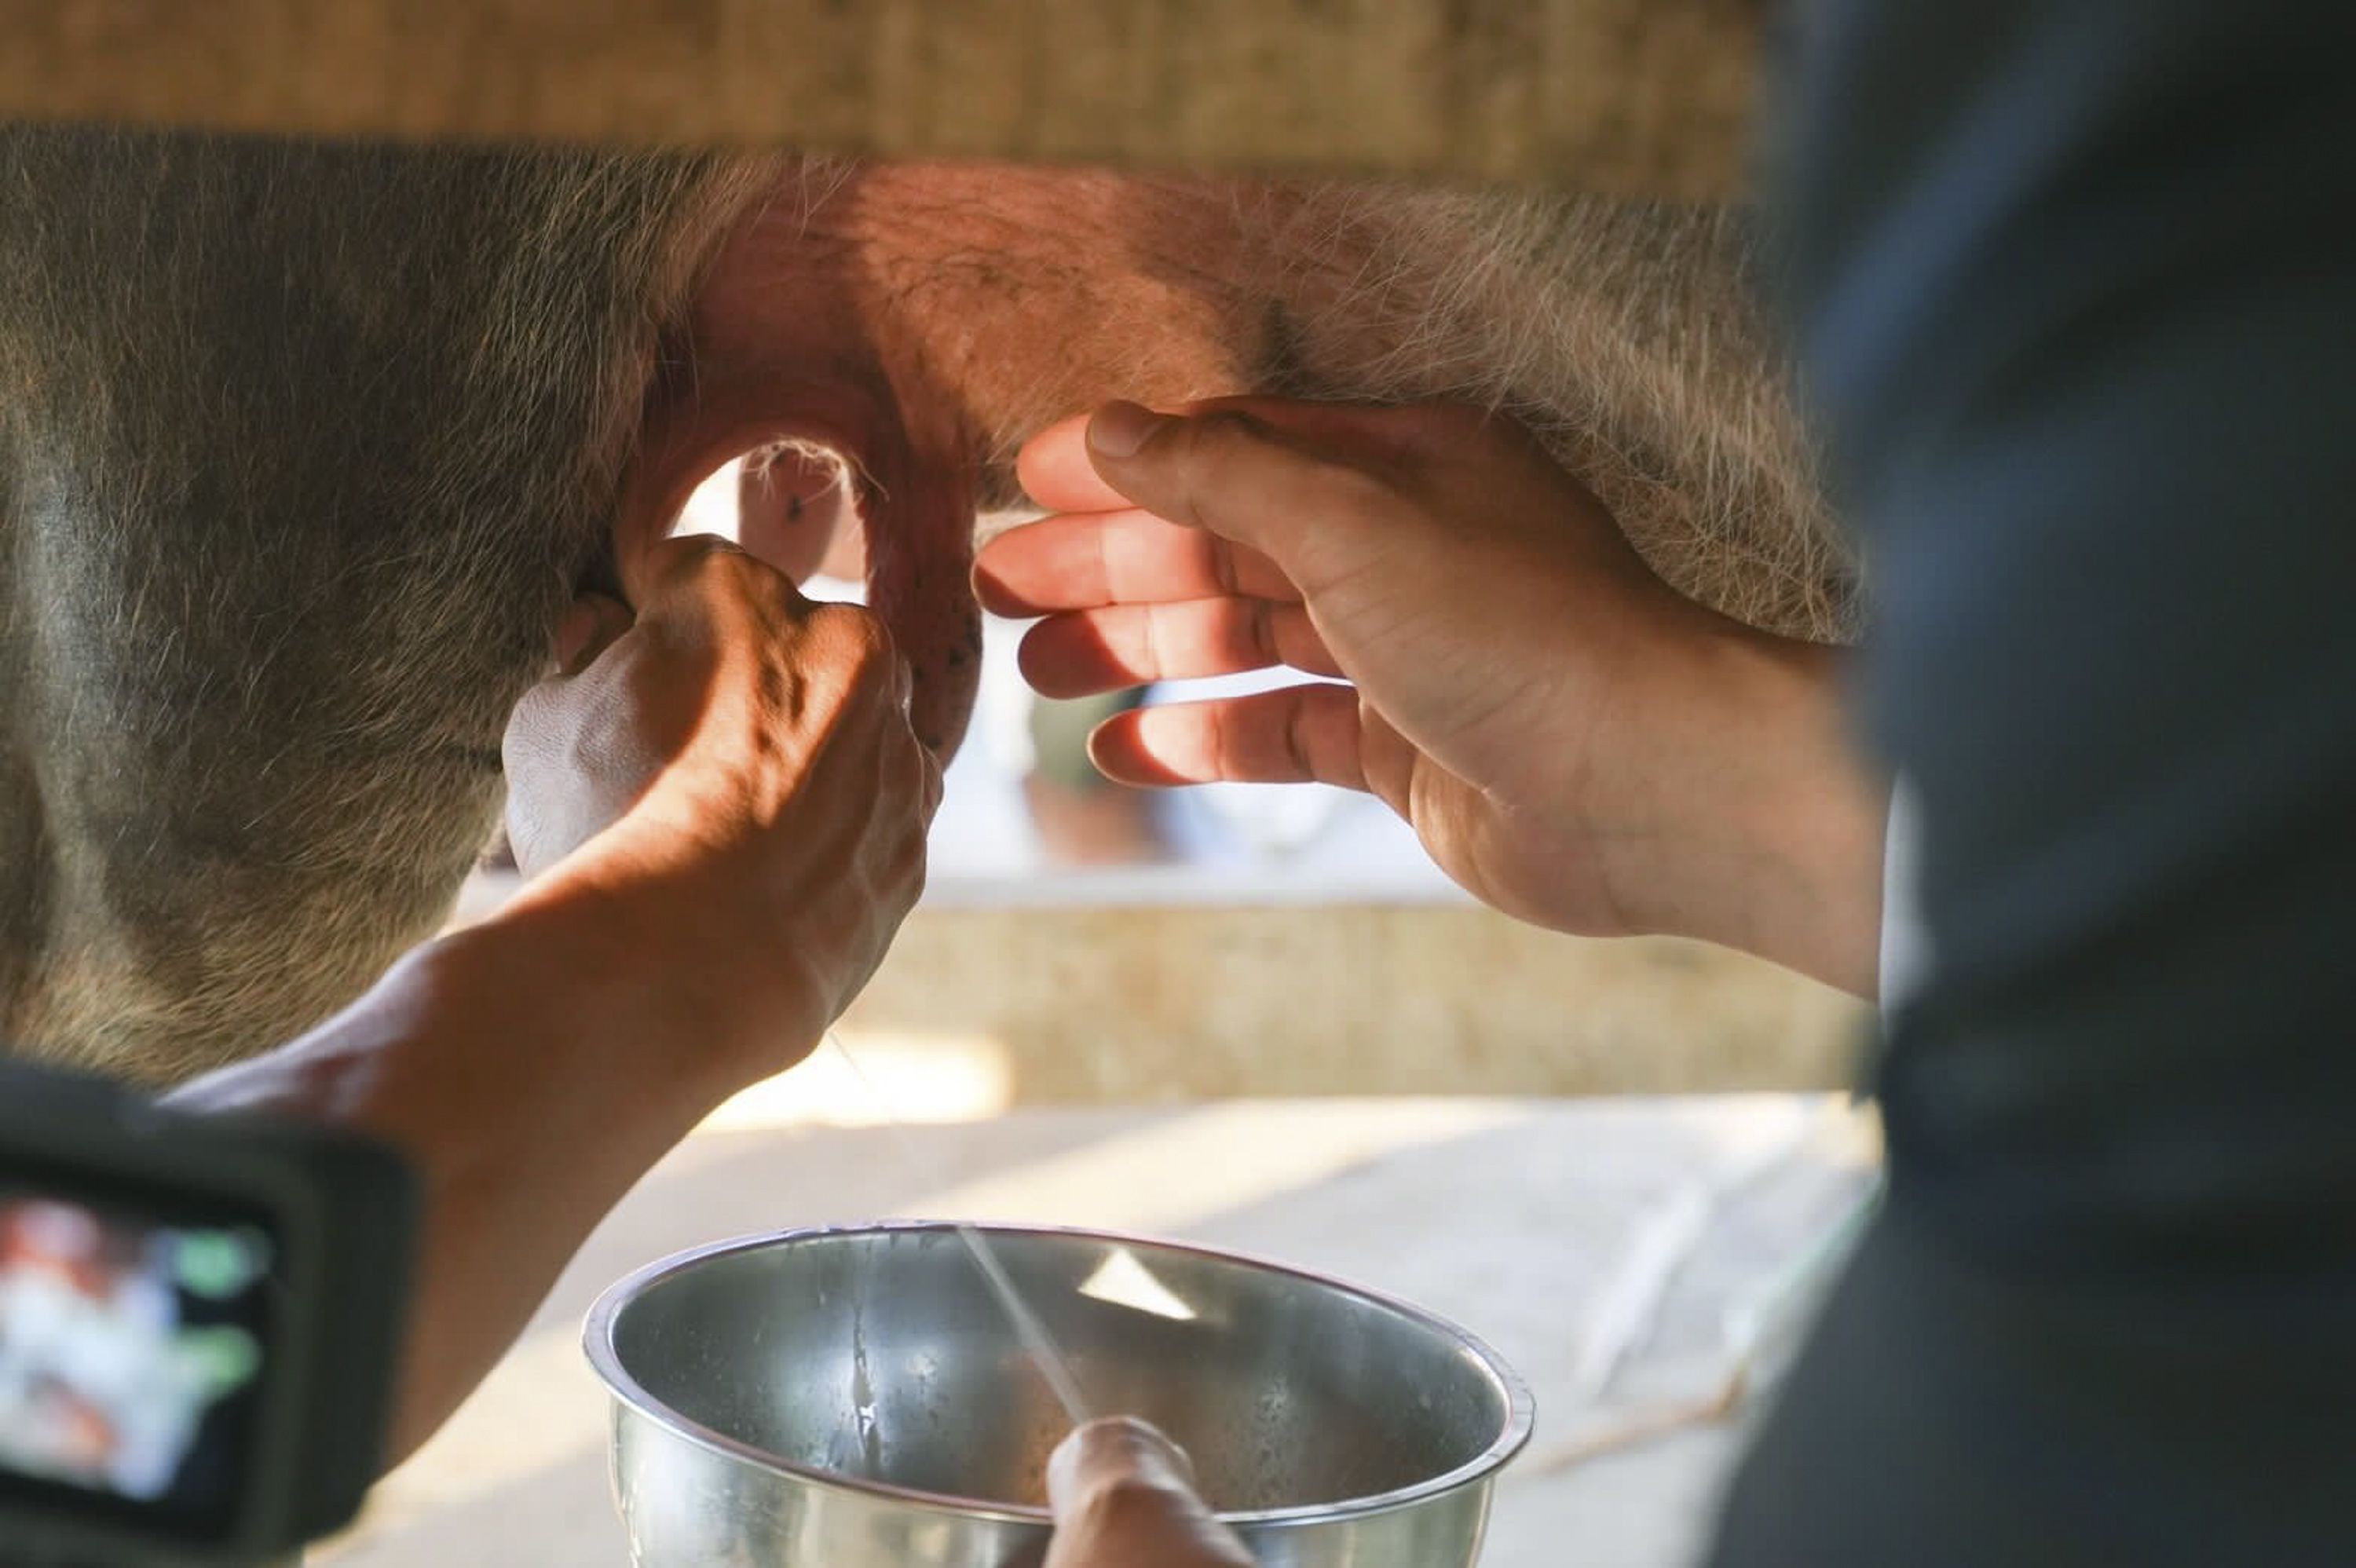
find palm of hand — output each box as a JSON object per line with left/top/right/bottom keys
{"left": 978, "top": 399, "right": 1738, "bottom": 940}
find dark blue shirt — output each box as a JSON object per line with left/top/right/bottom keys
{"left": 1710, "top": 5, "right": 2356, "bottom": 1563}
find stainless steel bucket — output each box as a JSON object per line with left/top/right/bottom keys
{"left": 584, "top": 1222, "right": 1535, "bottom": 1566}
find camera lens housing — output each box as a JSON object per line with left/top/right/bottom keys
{"left": 0, "top": 1062, "right": 414, "bottom": 1566}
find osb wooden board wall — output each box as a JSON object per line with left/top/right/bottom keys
{"left": 839, "top": 905, "right": 1867, "bottom": 1101}
{"left": 0, "top": 0, "right": 1762, "bottom": 197}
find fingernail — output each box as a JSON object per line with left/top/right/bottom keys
{"left": 1047, "top": 1417, "right": 1190, "bottom": 1519}
{"left": 1088, "top": 401, "right": 1166, "bottom": 459}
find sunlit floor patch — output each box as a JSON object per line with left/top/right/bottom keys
{"left": 698, "top": 1029, "right": 1015, "bottom": 1132}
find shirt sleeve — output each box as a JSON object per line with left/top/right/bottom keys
{"left": 1707, "top": 5, "right": 2356, "bottom": 1564}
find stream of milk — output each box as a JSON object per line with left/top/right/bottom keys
{"left": 826, "top": 1032, "right": 1094, "bottom": 1427}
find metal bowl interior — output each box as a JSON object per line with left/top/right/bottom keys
{"left": 587, "top": 1223, "right": 1533, "bottom": 1521}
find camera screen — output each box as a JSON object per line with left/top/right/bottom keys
{"left": 0, "top": 1181, "right": 276, "bottom": 1538}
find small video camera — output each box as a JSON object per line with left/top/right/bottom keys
{"left": 0, "top": 1061, "right": 415, "bottom": 1566}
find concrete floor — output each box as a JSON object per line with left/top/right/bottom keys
{"left": 313, "top": 1092, "right": 1877, "bottom": 1568}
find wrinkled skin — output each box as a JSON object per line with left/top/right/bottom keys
{"left": 0, "top": 130, "right": 1848, "bottom": 1082}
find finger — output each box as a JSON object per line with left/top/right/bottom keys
{"left": 796, "top": 605, "right": 913, "bottom": 742}
{"left": 1015, "top": 397, "right": 1431, "bottom": 517}
{"left": 880, "top": 627, "right": 916, "bottom": 716}
{"left": 640, "top": 534, "right": 825, "bottom": 643}
{"left": 1017, "top": 411, "right": 1127, "bottom": 514}
{"left": 635, "top": 529, "right": 752, "bottom": 601}
{"left": 1074, "top": 404, "right": 1419, "bottom": 596}
{"left": 1019, "top": 600, "right": 1340, "bottom": 699}
{"left": 1047, "top": 1418, "right": 1202, "bottom": 1512}
{"left": 875, "top": 710, "right": 938, "bottom": 839}
{"left": 916, "top": 737, "right": 946, "bottom": 820}
{"left": 1045, "top": 1418, "right": 1250, "bottom": 1568}
{"left": 1177, "top": 393, "right": 1459, "bottom": 458}
{"left": 975, "top": 510, "right": 1295, "bottom": 618}
{"left": 554, "top": 593, "right": 634, "bottom": 675}
{"left": 1187, "top": 394, "right": 1550, "bottom": 470}
{"left": 1352, "top": 704, "right": 1425, "bottom": 824}
{"left": 641, "top": 530, "right": 777, "bottom": 590}
{"left": 1088, "top": 685, "right": 1368, "bottom": 791}
{"left": 624, "top": 512, "right": 750, "bottom": 607}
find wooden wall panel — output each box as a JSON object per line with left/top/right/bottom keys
{"left": 834, "top": 905, "right": 1864, "bottom": 1102}
{"left": 0, "top": 0, "right": 1762, "bottom": 196}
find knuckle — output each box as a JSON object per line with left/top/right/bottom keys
{"left": 890, "top": 834, "right": 930, "bottom": 897}
{"left": 705, "top": 543, "right": 774, "bottom": 592}
{"left": 1067, "top": 1477, "right": 1187, "bottom": 1546}
{"left": 803, "top": 598, "right": 872, "bottom": 638}
{"left": 1246, "top": 597, "right": 1280, "bottom": 663}
{"left": 1190, "top": 407, "right": 1272, "bottom": 450}
{"left": 1297, "top": 451, "right": 1399, "bottom": 517}
{"left": 1204, "top": 535, "right": 1244, "bottom": 597}
{"left": 1201, "top": 410, "right": 1396, "bottom": 517}
{"left": 1170, "top": 411, "right": 1275, "bottom": 523}
{"left": 804, "top": 608, "right": 906, "bottom": 707}
{"left": 663, "top": 532, "right": 745, "bottom": 576}
{"left": 817, "top": 604, "right": 898, "bottom": 667}
{"left": 649, "top": 535, "right": 765, "bottom": 612}
{"left": 1282, "top": 690, "right": 1316, "bottom": 780}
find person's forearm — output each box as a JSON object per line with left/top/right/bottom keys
{"left": 162, "top": 887, "right": 766, "bottom": 1464}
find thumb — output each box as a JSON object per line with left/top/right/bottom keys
{"left": 1083, "top": 402, "right": 1403, "bottom": 594}
{"left": 1044, "top": 1418, "right": 1252, "bottom": 1568}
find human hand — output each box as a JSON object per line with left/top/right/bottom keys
{"left": 166, "top": 541, "right": 936, "bottom": 1467}
{"left": 978, "top": 400, "right": 1883, "bottom": 993}
{"left": 503, "top": 535, "right": 939, "bottom": 1073}
{"left": 1045, "top": 1418, "right": 1251, "bottom": 1568}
